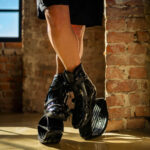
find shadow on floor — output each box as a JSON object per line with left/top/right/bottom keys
{"left": 0, "top": 113, "right": 150, "bottom": 150}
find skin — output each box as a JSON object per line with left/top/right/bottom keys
{"left": 44, "top": 5, "right": 86, "bottom": 73}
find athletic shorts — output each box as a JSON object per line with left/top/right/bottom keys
{"left": 36, "top": 0, "right": 104, "bottom": 27}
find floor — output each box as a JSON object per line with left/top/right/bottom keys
{"left": 0, "top": 114, "right": 150, "bottom": 150}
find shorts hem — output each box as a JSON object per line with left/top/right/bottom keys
{"left": 37, "top": 0, "right": 69, "bottom": 19}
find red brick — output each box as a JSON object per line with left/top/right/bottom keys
{"left": 129, "top": 55, "right": 145, "bottom": 65}
{"left": 106, "top": 0, "right": 116, "bottom": 7}
{"left": 124, "top": 0, "right": 144, "bottom": 6}
{"left": 4, "top": 42, "right": 22, "bottom": 49}
{"left": 135, "top": 106, "right": 150, "bottom": 117}
{"left": 106, "top": 0, "right": 144, "bottom": 7}
{"left": 4, "top": 49, "right": 22, "bottom": 55}
{"left": 137, "top": 31, "right": 150, "bottom": 42}
{"left": 136, "top": 80, "right": 149, "bottom": 91}
{"left": 106, "top": 94, "right": 125, "bottom": 107}
{"left": 127, "top": 43, "right": 147, "bottom": 55}
{"left": 9, "top": 56, "right": 21, "bottom": 62}
{"left": 42, "top": 70, "right": 51, "bottom": 77}
{"left": 106, "top": 67, "right": 126, "bottom": 79}
{"left": 2, "top": 91, "right": 15, "bottom": 97}
{"left": 106, "top": 44, "right": 126, "bottom": 54}
{"left": 0, "top": 84, "right": 10, "bottom": 90}
{"left": 108, "top": 107, "right": 131, "bottom": 119}
{"left": 0, "top": 56, "right": 8, "bottom": 63}
{"left": 0, "top": 76, "right": 17, "bottom": 82}
{"left": 139, "top": 80, "right": 149, "bottom": 90}
{"left": 5, "top": 64, "right": 16, "bottom": 71}
{"left": 145, "top": 1, "right": 150, "bottom": 15}
{"left": 127, "top": 118, "right": 146, "bottom": 129}
{"left": 106, "top": 55, "right": 128, "bottom": 65}
{"left": 129, "top": 92, "right": 149, "bottom": 106}
{"left": 129, "top": 67, "right": 147, "bottom": 79}
{"left": 106, "top": 7, "right": 144, "bottom": 18}
{"left": 0, "top": 43, "right": 2, "bottom": 48}
{"left": 0, "top": 64, "right": 7, "bottom": 74}
{"left": 127, "top": 18, "right": 148, "bottom": 31}
{"left": 146, "top": 15, "right": 150, "bottom": 25}
{"left": 107, "top": 32, "right": 135, "bottom": 43}
{"left": 106, "top": 120, "right": 124, "bottom": 131}
{"left": 95, "top": 31, "right": 105, "bottom": 41}
{"left": 0, "top": 64, "right": 4, "bottom": 70}
{"left": 6, "top": 62, "right": 21, "bottom": 74}
{"left": 106, "top": 80, "right": 138, "bottom": 93}
{"left": 0, "top": 97, "right": 21, "bottom": 112}
{"left": 9, "top": 82, "right": 21, "bottom": 89}
{"left": 106, "top": 19, "right": 126, "bottom": 31}
{"left": 3, "top": 91, "right": 21, "bottom": 98}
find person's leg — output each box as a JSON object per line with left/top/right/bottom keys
{"left": 44, "top": 5, "right": 86, "bottom": 120}
{"left": 45, "top": 4, "right": 96, "bottom": 129}
{"left": 72, "top": 25, "right": 86, "bottom": 58}
{"left": 45, "top": 5, "right": 81, "bottom": 72}
{"left": 56, "top": 25, "right": 86, "bottom": 74}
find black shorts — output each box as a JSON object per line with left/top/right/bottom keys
{"left": 36, "top": 0, "right": 104, "bottom": 27}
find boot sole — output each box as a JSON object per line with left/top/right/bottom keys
{"left": 37, "top": 115, "right": 63, "bottom": 144}
{"left": 38, "top": 129, "right": 62, "bottom": 144}
{"left": 79, "top": 98, "right": 108, "bottom": 140}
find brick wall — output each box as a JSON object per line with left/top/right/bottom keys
{"left": 22, "top": 0, "right": 105, "bottom": 112}
{"left": 0, "top": 42, "right": 22, "bottom": 112}
{"left": 105, "top": 0, "right": 150, "bottom": 131}
{"left": 1, "top": 0, "right": 149, "bottom": 131}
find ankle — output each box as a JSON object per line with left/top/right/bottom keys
{"left": 66, "top": 62, "right": 81, "bottom": 72}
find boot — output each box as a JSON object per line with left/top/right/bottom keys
{"left": 79, "top": 98, "right": 109, "bottom": 140}
{"left": 63, "top": 63, "right": 97, "bottom": 128}
{"left": 44, "top": 73, "right": 69, "bottom": 121}
{"left": 38, "top": 115, "right": 64, "bottom": 144}
{"left": 38, "top": 73, "right": 69, "bottom": 144}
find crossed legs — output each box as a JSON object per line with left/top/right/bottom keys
{"left": 44, "top": 5, "right": 85, "bottom": 73}
{"left": 56, "top": 24, "right": 85, "bottom": 74}
{"left": 38, "top": 4, "right": 97, "bottom": 143}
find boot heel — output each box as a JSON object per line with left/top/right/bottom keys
{"left": 79, "top": 98, "right": 108, "bottom": 140}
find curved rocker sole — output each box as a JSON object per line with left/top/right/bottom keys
{"left": 37, "top": 115, "right": 63, "bottom": 144}
{"left": 79, "top": 98, "right": 108, "bottom": 140}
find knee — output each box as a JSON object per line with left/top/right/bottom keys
{"left": 45, "top": 5, "right": 71, "bottom": 32}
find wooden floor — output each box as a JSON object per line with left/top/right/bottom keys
{"left": 0, "top": 113, "right": 150, "bottom": 150}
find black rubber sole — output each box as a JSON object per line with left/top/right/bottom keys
{"left": 38, "top": 129, "right": 62, "bottom": 144}
{"left": 79, "top": 98, "right": 108, "bottom": 140}
{"left": 37, "top": 115, "right": 63, "bottom": 144}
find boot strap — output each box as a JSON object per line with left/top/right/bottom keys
{"left": 44, "top": 98, "right": 64, "bottom": 107}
